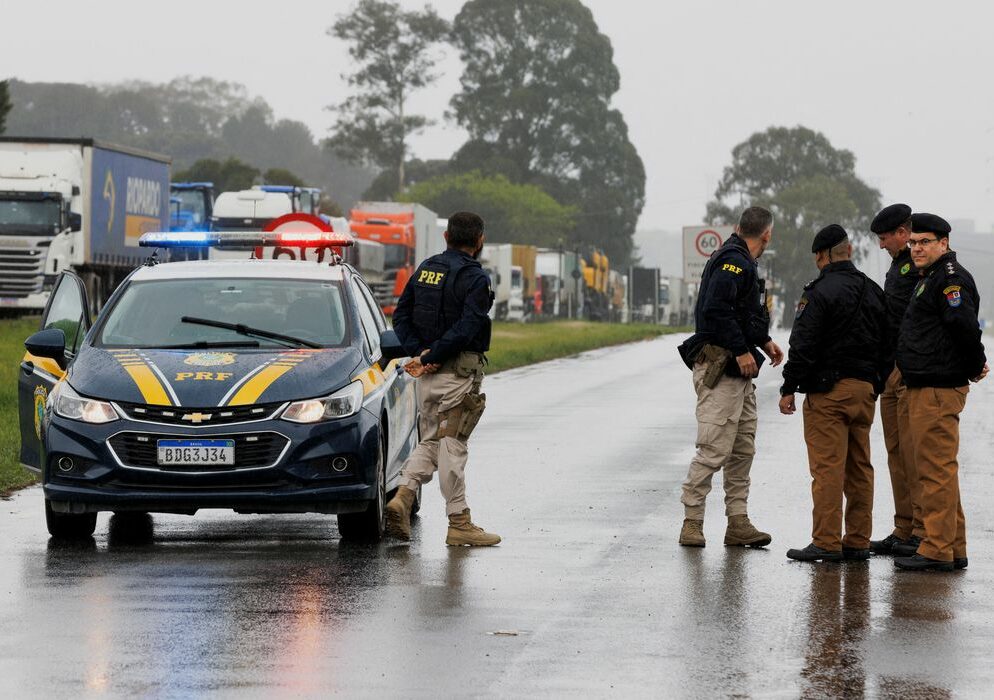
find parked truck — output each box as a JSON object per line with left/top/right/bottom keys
{"left": 580, "top": 247, "right": 610, "bottom": 320}
{"left": 169, "top": 182, "right": 214, "bottom": 232}
{"left": 0, "top": 137, "right": 170, "bottom": 313}
{"left": 348, "top": 202, "right": 442, "bottom": 314}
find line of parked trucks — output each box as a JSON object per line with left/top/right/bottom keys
{"left": 0, "top": 137, "right": 690, "bottom": 324}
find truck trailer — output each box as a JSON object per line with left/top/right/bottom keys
{"left": 0, "top": 137, "right": 170, "bottom": 312}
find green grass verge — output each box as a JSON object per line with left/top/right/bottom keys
{"left": 486, "top": 320, "right": 684, "bottom": 374}
{"left": 0, "top": 317, "right": 685, "bottom": 495}
{"left": 1, "top": 316, "right": 42, "bottom": 495}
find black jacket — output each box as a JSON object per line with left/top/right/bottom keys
{"left": 780, "top": 261, "right": 889, "bottom": 395}
{"left": 392, "top": 248, "right": 493, "bottom": 366}
{"left": 678, "top": 234, "right": 771, "bottom": 376}
{"left": 883, "top": 247, "right": 918, "bottom": 360}
{"left": 896, "top": 251, "right": 986, "bottom": 388}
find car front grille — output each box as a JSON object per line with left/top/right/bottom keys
{"left": 107, "top": 432, "right": 290, "bottom": 472}
{"left": 116, "top": 402, "right": 284, "bottom": 426}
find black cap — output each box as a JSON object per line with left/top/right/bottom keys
{"left": 911, "top": 212, "right": 951, "bottom": 238}
{"left": 871, "top": 203, "right": 912, "bottom": 234}
{"left": 811, "top": 224, "right": 849, "bottom": 253}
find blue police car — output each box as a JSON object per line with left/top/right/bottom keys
{"left": 17, "top": 230, "right": 419, "bottom": 540}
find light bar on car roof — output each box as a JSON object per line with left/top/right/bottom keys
{"left": 138, "top": 231, "right": 355, "bottom": 248}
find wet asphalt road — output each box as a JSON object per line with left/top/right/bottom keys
{"left": 2, "top": 333, "right": 994, "bottom": 698}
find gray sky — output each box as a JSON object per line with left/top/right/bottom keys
{"left": 3, "top": 1, "right": 994, "bottom": 233}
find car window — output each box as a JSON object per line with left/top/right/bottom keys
{"left": 97, "top": 278, "right": 350, "bottom": 348}
{"left": 44, "top": 275, "right": 87, "bottom": 354}
{"left": 355, "top": 278, "right": 387, "bottom": 332}
{"left": 351, "top": 279, "right": 381, "bottom": 359}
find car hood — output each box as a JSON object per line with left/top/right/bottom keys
{"left": 66, "top": 346, "right": 364, "bottom": 408}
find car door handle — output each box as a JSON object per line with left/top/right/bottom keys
{"left": 21, "top": 361, "right": 34, "bottom": 375}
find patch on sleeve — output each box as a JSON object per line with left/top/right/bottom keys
{"left": 900, "top": 263, "right": 911, "bottom": 275}
{"left": 915, "top": 282, "right": 926, "bottom": 297}
{"left": 795, "top": 297, "right": 808, "bottom": 319}
{"left": 720, "top": 263, "right": 743, "bottom": 275}
{"left": 944, "top": 285, "right": 962, "bottom": 307}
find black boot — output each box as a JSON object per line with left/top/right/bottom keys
{"left": 954, "top": 557, "right": 968, "bottom": 570}
{"left": 869, "top": 533, "right": 907, "bottom": 555}
{"left": 842, "top": 547, "right": 871, "bottom": 561}
{"left": 786, "top": 543, "right": 843, "bottom": 563}
{"left": 891, "top": 535, "right": 923, "bottom": 557}
{"left": 894, "top": 554, "right": 954, "bottom": 572}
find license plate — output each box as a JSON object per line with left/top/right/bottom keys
{"left": 156, "top": 439, "right": 235, "bottom": 466}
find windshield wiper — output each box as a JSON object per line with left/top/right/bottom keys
{"left": 180, "top": 316, "right": 322, "bottom": 349}
{"left": 155, "top": 340, "right": 261, "bottom": 349}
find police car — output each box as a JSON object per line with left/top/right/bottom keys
{"left": 17, "top": 229, "right": 419, "bottom": 540}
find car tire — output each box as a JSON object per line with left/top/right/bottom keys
{"left": 337, "top": 435, "right": 386, "bottom": 541}
{"left": 45, "top": 500, "right": 97, "bottom": 539}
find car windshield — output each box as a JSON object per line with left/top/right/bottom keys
{"left": 97, "top": 278, "right": 350, "bottom": 348}
{"left": 0, "top": 197, "right": 61, "bottom": 234}
{"left": 170, "top": 189, "right": 207, "bottom": 229}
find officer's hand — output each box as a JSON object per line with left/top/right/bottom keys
{"left": 763, "top": 340, "right": 784, "bottom": 367}
{"left": 736, "top": 352, "right": 759, "bottom": 378}
{"left": 972, "top": 363, "right": 990, "bottom": 383}
{"left": 779, "top": 394, "right": 796, "bottom": 415}
{"left": 404, "top": 357, "right": 426, "bottom": 378}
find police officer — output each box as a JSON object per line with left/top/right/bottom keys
{"left": 894, "top": 213, "right": 988, "bottom": 571}
{"left": 385, "top": 211, "right": 500, "bottom": 547}
{"left": 779, "top": 225, "right": 889, "bottom": 562}
{"left": 676, "top": 206, "right": 783, "bottom": 548}
{"left": 867, "top": 204, "right": 925, "bottom": 557}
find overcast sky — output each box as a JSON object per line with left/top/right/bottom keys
{"left": 3, "top": 1, "right": 994, "bottom": 234}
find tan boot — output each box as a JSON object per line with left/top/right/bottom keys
{"left": 446, "top": 509, "right": 501, "bottom": 546}
{"left": 385, "top": 486, "right": 417, "bottom": 541}
{"left": 724, "top": 514, "right": 772, "bottom": 547}
{"left": 679, "top": 518, "right": 706, "bottom": 547}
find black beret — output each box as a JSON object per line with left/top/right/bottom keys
{"left": 871, "top": 203, "right": 912, "bottom": 234}
{"left": 911, "top": 212, "right": 951, "bottom": 238}
{"left": 811, "top": 224, "right": 849, "bottom": 253}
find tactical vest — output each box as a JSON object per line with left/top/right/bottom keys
{"left": 411, "top": 251, "right": 479, "bottom": 345}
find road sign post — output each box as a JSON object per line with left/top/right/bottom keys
{"left": 683, "top": 225, "right": 734, "bottom": 282}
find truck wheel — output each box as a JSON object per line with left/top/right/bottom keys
{"left": 337, "top": 436, "right": 386, "bottom": 541}
{"left": 45, "top": 500, "right": 97, "bottom": 539}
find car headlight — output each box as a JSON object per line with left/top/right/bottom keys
{"left": 281, "top": 380, "right": 364, "bottom": 423}
{"left": 50, "top": 382, "right": 119, "bottom": 424}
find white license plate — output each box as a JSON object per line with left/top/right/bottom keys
{"left": 156, "top": 439, "right": 235, "bottom": 466}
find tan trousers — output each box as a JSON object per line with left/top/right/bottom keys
{"left": 681, "top": 361, "right": 757, "bottom": 519}
{"left": 399, "top": 363, "right": 480, "bottom": 516}
{"left": 907, "top": 386, "right": 969, "bottom": 562}
{"left": 879, "top": 367, "right": 924, "bottom": 540}
{"left": 802, "top": 379, "right": 876, "bottom": 551}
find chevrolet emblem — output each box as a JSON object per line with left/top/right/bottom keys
{"left": 181, "top": 412, "right": 212, "bottom": 424}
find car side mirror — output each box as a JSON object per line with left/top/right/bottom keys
{"left": 379, "top": 329, "right": 405, "bottom": 363}
{"left": 25, "top": 328, "right": 68, "bottom": 370}
{"left": 68, "top": 212, "right": 82, "bottom": 232}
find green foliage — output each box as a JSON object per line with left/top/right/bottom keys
{"left": 0, "top": 318, "right": 42, "bottom": 494}
{"left": 399, "top": 171, "right": 577, "bottom": 246}
{"left": 5, "top": 78, "right": 374, "bottom": 207}
{"left": 263, "top": 168, "right": 306, "bottom": 188}
{"left": 449, "top": 0, "right": 645, "bottom": 263}
{"left": 327, "top": 0, "right": 450, "bottom": 189}
{"left": 363, "top": 159, "right": 452, "bottom": 200}
{"left": 706, "top": 126, "right": 881, "bottom": 326}
{"left": 174, "top": 157, "right": 260, "bottom": 193}
{"left": 0, "top": 79, "right": 11, "bottom": 134}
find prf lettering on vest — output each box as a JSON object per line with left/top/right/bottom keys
{"left": 418, "top": 270, "right": 446, "bottom": 285}
{"left": 174, "top": 372, "right": 234, "bottom": 381}
{"left": 721, "top": 263, "right": 743, "bottom": 275}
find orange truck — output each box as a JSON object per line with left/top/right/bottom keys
{"left": 347, "top": 202, "right": 442, "bottom": 314}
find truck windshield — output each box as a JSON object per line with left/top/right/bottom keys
{"left": 170, "top": 189, "right": 208, "bottom": 229}
{"left": 0, "top": 197, "right": 61, "bottom": 234}
{"left": 383, "top": 243, "right": 408, "bottom": 269}
{"left": 97, "top": 278, "right": 350, "bottom": 349}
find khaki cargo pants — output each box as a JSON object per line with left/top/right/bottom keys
{"left": 879, "top": 367, "right": 924, "bottom": 540}
{"left": 400, "top": 352, "right": 486, "bottom": 516}
{"left": 802, "top": 378, "right": 876, "bottom": 551}
{"left": 906, "top": 386, "right": 969, "bottom": 562}
{"left": 681, "top": 360, "right": 757, "bottom": 519}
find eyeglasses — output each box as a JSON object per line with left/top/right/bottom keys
{"left": 908, "top": 238, "right": 939, "bottom": 249}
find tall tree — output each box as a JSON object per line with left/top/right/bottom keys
{"left": 0, "top": 80, "right": 11, "bottom": 134}
{"left": 327, "top": 0, "right": 449, "bottom": 190}
{"left": 449, "top": 0, "right": 645, "bottom": 263}
{"left": 174, "top": 157, "right": 260, "bottom": 193}
{"left": 706, "top": 126, "right": 881, "bottom": 327}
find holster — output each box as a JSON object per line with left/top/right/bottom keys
{"left": 439, "top": 390, "right": 487, "bottom": 442}
{"left": 697, "top": 344, "right": 731, "bottom": 389}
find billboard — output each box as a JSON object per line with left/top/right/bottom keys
{"left": 682, "top": 225, "right": 734, "bottom": 282}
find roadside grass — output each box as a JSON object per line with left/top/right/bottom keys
{"left": 0, "top": 317, "right": 686, "bottom": 495}
{"left": 1, "top": 317, "right": 42, "bottom": 494}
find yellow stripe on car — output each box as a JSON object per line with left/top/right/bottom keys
{"left": 121, "top": 363, "right": 173, "bottom": 406}
{"left": 227, "top": 363, "right": 295, "bottom": 406}
{"left": 23, "top": 351, "right": 66, "bottom": 381}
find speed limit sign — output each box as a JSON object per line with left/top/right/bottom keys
{"left": 683, "top": 225, "right": 733, "bottom": 281}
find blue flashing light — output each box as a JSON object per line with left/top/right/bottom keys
{"left": 259, "top": 185, "right": 297, "bottom": 193}
{"left": 139, "top": 231, "right": 355, "bottom": 249}
{"left": 142, "top": 231, "right": 213, "bottom": 247}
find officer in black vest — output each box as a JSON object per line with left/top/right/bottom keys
{"left": 385, "top": 211, "right": 500, "bottom": 546}
{"left": 779, "top": 224, "right": 889, "bottom": 562}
